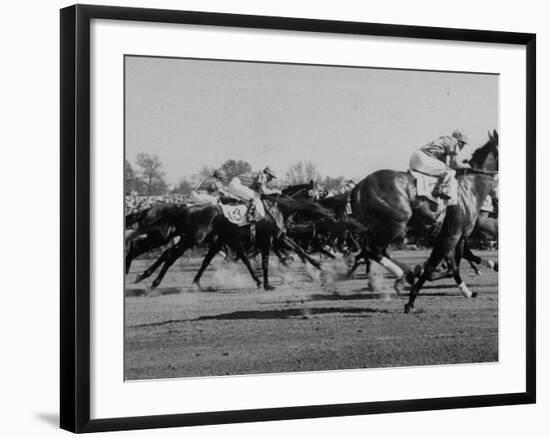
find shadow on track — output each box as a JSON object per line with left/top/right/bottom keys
{"left": 129, "top": 306, "right": 390, "bottom": 328}
{"left": 195, "top": 307, "right": 390, "bottom": 321}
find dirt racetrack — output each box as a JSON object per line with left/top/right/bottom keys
{"left": 124, "top": 250, "right": 498, "bottom": 380}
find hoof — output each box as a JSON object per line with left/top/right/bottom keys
{"left": 256, "top": 281, "right": 262, "bottom": 289}
{"left": 404, "top": 303, "right": 413, "bottom": 314}
{"left": 394, "top": 276, "right": 407, "bottom": 296}
{"left": 413, "top": 264, "right": 423, "bottom": 278}
{"left": 264, "top": 284, "right": 276, "bottom": 291}
{"left": 471, "top": 291, "right": 479, "bottom": 298}
{"left": 192, "top": 281, "right": 205, "bottom": 292}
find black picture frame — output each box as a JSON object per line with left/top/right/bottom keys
{"left": 60, "top": 4, "right": 536, "bottom": 433}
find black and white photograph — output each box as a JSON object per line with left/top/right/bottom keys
{"left": 124, "top": 56, "right": 499, "bottom": 381}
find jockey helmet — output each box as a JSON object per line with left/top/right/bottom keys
{"left": 452, "top": 129, "right": 469, "bottom": 145}
{"left": 263, "top": 166, "right": 277, "bottom": 179}
{"left": 213, "top": 169, "right": 226, "bottom": 180}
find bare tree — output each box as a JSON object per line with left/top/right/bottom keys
{"left": 135, "top": 153, "right": 168, "bottom": 195}
{"left": 220, "top": 159, "right": 252, "bottom": 180}
{"left": 124, "top": 159, "right": 142, "bottom": 195}
{"left": 285, "top": 161, "right": 321, "bottom": 185}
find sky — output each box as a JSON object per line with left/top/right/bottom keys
{"left": 125, "top": 56, "right": 498, "bottom": 186}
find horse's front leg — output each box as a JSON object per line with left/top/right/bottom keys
{"left": 135, "top": 240, "right": 180, "bottom": 284}
{"left": 405, "top": 265, "right": 435, "bottom": 313}
{"left": 150, "top": 240, "right": 190, "bottom": 289}
{"left": 405, "top": 234, "right": 462, "bottom": 312}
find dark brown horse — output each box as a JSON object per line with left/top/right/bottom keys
{"left": 133, "top": 197, "right": 332, "bottom": 290}
{"left": 129, "top": 203, "right": 221, "bottom": 288}
{"left": 190, "top": 198, "right": 325, "bottom": 291}
{"left": 285, "top": 191, "right": 365, "bottom": 258}
{"left": 351, "top": 130, "right": 499, "bottom": 299}
{"left": 404, "top": 131, "right": 499, "bottom": 311}
{"left": 125, "top": 203, "right": 196, "bottom": 274}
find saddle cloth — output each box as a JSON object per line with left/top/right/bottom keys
{"left": 408, "top": 170, "right": 457, "bottom": 206}
{"left": 220, "top": 203, "right": 249, "bottom": 226}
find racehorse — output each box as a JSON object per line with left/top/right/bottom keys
{"left": 125, "top": 203, "right": 188, "bottom": 273}
{"left": 132, "top": 196, "right": 333, "bottom": 290}
{"left": 190, "top": 198, "right": 324, "bottom": 291}
{"left": 404, "top": 131, "right": 498, "bottom": 311}
{"left": 285, "top": 191, "right": 365, "bottom": 258}
{"left": 128, "top": 203, "right": 221, "bottom": 288}
{"left": 350, "top": 130, "right": 499, "bottom": 298}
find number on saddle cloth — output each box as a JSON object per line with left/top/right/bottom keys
{"left": 220, "top": 203, "right": 249, "bottom": 226}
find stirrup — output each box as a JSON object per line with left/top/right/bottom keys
{"left": 432, "top": 185, "right": 451, "bottom": 200}
{"left": 249, "top": 222, "right": 256, "bottom": 243}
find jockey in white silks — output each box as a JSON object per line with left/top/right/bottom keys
{"left": 227, "top": 167, "right": 281, "bottom": 221}
{"left": 189, "top": 169, "right": 228, "bottom": 205}
{"left": 409, "top": 130, "right": 472, "bottom": 201}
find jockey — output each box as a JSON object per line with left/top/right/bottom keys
{"left": 409, "top": 129, "right": 471, "bottom": 200}
{"left": 227, "top": 166, "right": 281, "bottom": 221}
{"left": 340, "top": 179, "right": 356, "bottom": 194}
{"left": 189, "top": 169, "right": 228, "bottom": 205}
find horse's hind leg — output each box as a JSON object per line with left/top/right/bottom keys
{"left": 452, "top": 239, "right": 476, "bottom": 298}
{"left": 235, "top": 245, "right": 262, "bottom": 288}
{"left": 126, "top": 241, "right": 135, "bottom": 274}
{"left": 192, "top": 240, "right": 223, "bottom": 291}
{"left": 282, "top": 235, "right": 321, "bottom": 270}
{"left": 463, "top": 242, "right": 497, "bottom": 272}
{"left": 468, "top": 259, "right": 482, "bottom": 275}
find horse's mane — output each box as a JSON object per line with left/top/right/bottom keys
{"left": 469, "top": 130, "right": 499, "bottom": 170}
{"left": 318, "top": 192, "right": 349, "bottom": 214}
{"left": 265, "top": 195, "right": 335, "bottom": 221}
{"left": 281, "top": 182, "right": 313, "bottom": 197}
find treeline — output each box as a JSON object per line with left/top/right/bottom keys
{"left": 125, "top": 154, "right": 350, "bottom": 196}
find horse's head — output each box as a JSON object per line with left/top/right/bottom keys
{"left": 469, "top": 129, "right": 499, "bottom": 173}
{"left": 282, "top": 180, "right": 320, "bottom": 200}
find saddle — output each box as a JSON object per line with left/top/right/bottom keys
{"left": 408, "top": 170, "right": 457, "bottom": 206}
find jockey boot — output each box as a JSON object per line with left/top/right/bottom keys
{"left": 246, "top": 200, "right": 256, "bottom": 222}
{"left": 249, "top": 222, "right": 256, "bottom": 245}
{"left": 432, "top": 175, "right": 451, "bottom": 200}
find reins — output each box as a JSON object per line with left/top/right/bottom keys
{"left": 459, "top": 168, "right": 498, "bottom": 177}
